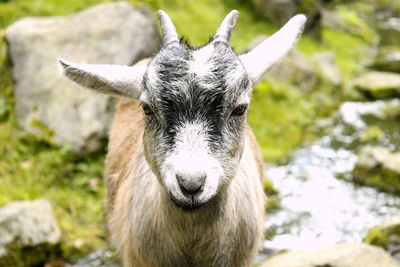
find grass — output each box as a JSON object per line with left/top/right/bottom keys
{"left": 0, "top": 0, "right": 373, "bottom": 262}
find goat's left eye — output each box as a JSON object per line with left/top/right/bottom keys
{"left": 141, "top": 103, "right": 154, "bottom": 116}
{"left": 231, "top": 105, "right": 248, "bottom": 116}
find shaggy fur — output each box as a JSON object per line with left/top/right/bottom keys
{"left": 106, "top": 96, "right": 264, "bottom": 267}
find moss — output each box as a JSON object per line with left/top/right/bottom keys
{"left": 0, "top": 243, "right": 62, "bottom": 267}
{"left": 265, "top": 196, "right": 280, "bottom": 213}
{"left": 364, "top": 222, "right": 400, "bottom": 249}
{"left": 352, "top": 163, "right": 400, "bottom": 194}
{"left": 263, "top": 178, "right": 279, "bottom": 196}
{"left": 361, "top": 125, "right": 383, "bottom": 142}
{"left": 364, "top": 226, "right": 390, "bottom": 248}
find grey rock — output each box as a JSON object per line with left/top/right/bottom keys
{"left": 269, "top": 49, "right": 318, "bottom": 91}
{"left": 372, "top": 46, "right": 400, "bottom": 73}
{"left": 5, "top": 1, "right": 161, "bottom": 154}
{"left": 0, "top": 199, "right": 61, "bottom": 260}
{"left": 352, "top": 146, "right": 400, "bottom": 193}
{"left": 259, "top": 243, "right": 400, "bottom": 267}
{"left": 353, "top": 71, "right": 400, "bottom": 99}
{"left": 74, "top": 247, "right": 120, "bottom": 267}
{"left": 312, "top": 51, "right": 342, "bottom": 86}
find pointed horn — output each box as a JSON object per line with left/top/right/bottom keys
{"left": 240, "top": 14, "right": 307, "bottom": 85}
{"left": 214, "top": 10, "right": 239, "bottom": 44}
{"left": 157, "top": 10, "right": 179, "bottom": 46}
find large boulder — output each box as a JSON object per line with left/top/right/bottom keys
{"left": 353, "top": 71, "right": 400, "bottom": 99}
{"left": 269, "top": 49, "right": 318, "bottom": 91}
{"left": 0, "top": 199, "right": 61, "bottom": 266}
{"left": 5, "top": 1, "right": 161, "bottom": 154}
{"left": 260, "top": 243, "right": 400, "bottom": 267}
{"left": 352, "top": 146, "right": 400, "bottom": 193}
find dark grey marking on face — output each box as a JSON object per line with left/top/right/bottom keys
{"left": 142, "top": 40, "right": 250, "bottom": 155}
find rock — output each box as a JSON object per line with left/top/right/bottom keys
{"left": 259, "top": 243, "right": 400, "bottom": 267}
{"left": 372, "top": 46, "right": 400, "bottom": 73}
{"left": 74, "top": 247, "right": 120, "bottom": 267}
{"left": 269, "top": 49, "right": 318, "bottom": 91}
{"left": 311, "top": 51, "right": 342, "bottom": 86}
{"left": 249, "top": 0, "right": 322, "bottom": 39}
{"left": 0, "top": 199, "right": 61, "bottom": 266}
{"left": 5, "top": 1, "right": 161, "bottom": 154}
{"left": 377, "top": 17, "right": 400, "bottom": 46}
{"left": 353, "top": 71, "right": 400, "bottom": 99}
{"left": 352, "top": 146, "right": 400, "bottom": 193}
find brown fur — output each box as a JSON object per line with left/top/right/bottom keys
{"left": 105, "top": 96, "right": 265, "bottom": 267}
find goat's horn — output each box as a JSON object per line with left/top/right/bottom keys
{"left": 157, "top": 10, "right": 179, "bottom": 46}
{"left": 214, "top": 10, "right": 239, "bottom": 44}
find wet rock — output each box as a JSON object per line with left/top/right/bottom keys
{"left": 353, "top": 71, "right": 400, "bottom": 99}
{"left": 5, "top": 1, "right": 161, "bottom": 154}
{"left": 352, "top": 146, "right": 400, "bottom": 193}
{"left": 311, "top": 51, "right": 342, "bottom": 86}
{"left": 372, "top": 46, "right": 400, "bottom": 73}
{"left": 259, "top": 243, "right": 400, "bottom": 267}
{"left": 269, "top": 49, "right": 318, "bottom": 91}
{"left": 74, "top": 247, "right": 119, "bottom": 267}
{"left": 0, "top": 199, "right": 61, "bottom": 266}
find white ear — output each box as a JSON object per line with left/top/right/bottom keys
{"left": 58, "top": 58, "right": 146, "bottom": 99}
{"left": 239, "top": 14, "right": 307, "bottom": 86}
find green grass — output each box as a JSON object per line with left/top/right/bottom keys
{"left": 0, "top": 0, "right": 374, "bottom": 262}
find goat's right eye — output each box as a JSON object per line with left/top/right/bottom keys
{"left": 141, "top": 103, "right": 154, "bottom": 116}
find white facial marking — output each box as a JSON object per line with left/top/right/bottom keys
{"left": 160, "top": 121, "right": 223, "bottom": 203}
{"left": 190, "top": 45, "right": 214, "bottom": 78}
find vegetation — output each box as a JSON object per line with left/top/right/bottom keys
{"left": 0, "top": 0, "right": 373, "bottom": 263}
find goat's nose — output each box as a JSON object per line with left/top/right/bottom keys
{"left": 176, "top": 174, "right": 206, "bottom": 195}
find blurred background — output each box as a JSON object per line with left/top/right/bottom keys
{"left": 0, "top": 0, "right": 400, "bottom": 266}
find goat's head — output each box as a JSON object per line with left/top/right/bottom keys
{"left": 59, "top": 10, "right": 306, "bottom": 210}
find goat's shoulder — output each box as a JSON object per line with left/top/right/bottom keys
{"left": 105, "top": 98, "right": 144, "bottom": 207}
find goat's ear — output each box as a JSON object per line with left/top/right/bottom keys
{"left": 58, "top": 58, "right": 145, "bottom": 99}
{"left": 239, "top": 14, "right": 306, "bottom": 86}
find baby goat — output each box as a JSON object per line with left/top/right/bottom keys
{"left": 59, "top": 10, "right": 305, "bottom": 267}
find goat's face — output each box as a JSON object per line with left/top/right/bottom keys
{"left": 141, "top": 41, "right": 251, "bottom": 209}
{"left": 58, "top": 10, "right": 306, "bottom": 210}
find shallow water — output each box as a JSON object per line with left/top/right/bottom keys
{"left": 261, "top": 100, "right": 400, "bottom": 256}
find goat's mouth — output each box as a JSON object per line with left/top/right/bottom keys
{"left": 169, "top": 191, "right": 205, "bottom": 211}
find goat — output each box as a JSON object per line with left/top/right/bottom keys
{"left": 58, "top": 10, "right": 306, "bottom": 267}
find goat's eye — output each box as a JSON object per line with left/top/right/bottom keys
{"left": 141, "top": 103, "right": 153, "bottom": 116}
{"left": 231, "top": 105, "right": 248, "bottom": 116}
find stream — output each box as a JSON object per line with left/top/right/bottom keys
{"left": 259, "top": 99, "right": 400, "bottom": 259}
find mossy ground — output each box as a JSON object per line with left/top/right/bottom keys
{"left": 0, "top": 0, "right": 372, "bottom": 262}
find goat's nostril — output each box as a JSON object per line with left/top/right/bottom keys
{"left": 176, "top": 174, "right": 206, "bottom": 195}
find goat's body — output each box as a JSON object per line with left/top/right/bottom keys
{"left": 59, "top": 10, "right": 306, "bottom": 267}
{"left": 105, "top": 98, "right": 265, "bottom": 267}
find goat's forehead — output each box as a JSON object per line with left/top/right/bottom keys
{"left": 143, "top": 43, "right": 249, "bottom": 100}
